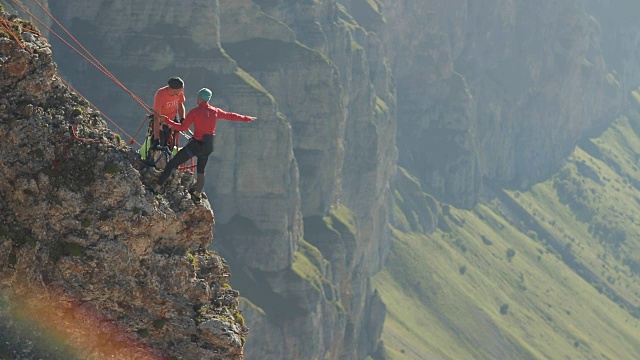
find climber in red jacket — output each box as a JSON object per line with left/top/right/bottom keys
{"left": 149, "top": 87, "right": 256, "bottom": 203}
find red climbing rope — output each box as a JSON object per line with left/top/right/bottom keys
{"left": 20, "top": 0, "right": 153, "bottom": 114}
{"left": 30, "top": 0, "right": 147, "bottom": 108}
{"left": 0, "top": 16, "right": 27, "bottom": 50}
{"left": 6, "top": 1, "right": 198, "bottom": 173}
{"left": 1, "top": 13, "right": 139, "bottom": 149}
{"left": 51, "top": 131, "right": 71, "bottom": 174}
{"left": 4, "top": 1, "right": 143, "bottom": 146}
{"left": 9, "top": 0, "right": 156, "bottom": 145}
{"left": 71, "top": 124, "right": 111, "bottom": 145}
{"left": 58, "top": 77, "right": 141, "bottom": 146}
{"left": 50, "top": 124, "right": 117, "bottom": 173}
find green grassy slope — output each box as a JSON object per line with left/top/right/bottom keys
{"left": 374, "top": 114, "right": 640, "bottom": 359}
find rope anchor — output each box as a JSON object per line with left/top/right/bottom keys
{"left": 50, "top": 126, "right": 74, "bottom": 174}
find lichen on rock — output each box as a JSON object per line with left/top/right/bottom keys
{"left": 0, "top": 11, "right": 247, "bottom": 360}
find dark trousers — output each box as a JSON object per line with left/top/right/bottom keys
{"left": 156, "top": 135, "right": 215, "bottom": 186}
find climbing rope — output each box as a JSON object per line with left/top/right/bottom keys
{"left": 51, "top": 130, "right": 72, "bottom": 174}
{"left": 58, "top": 77, "right": 141, "bottom": 146}
{"left": 0, "top": 16, "right": 27, "bottom": 50}
{"left": 6, "top": 1, "right": 198, "bottom": 172}
{"left": 8, "top": 0, "right": 155, "bottom": 145}
{"left": 51, "top": 123, "right": 121, "bottom": 173}
{"left": 16, "top": 0, "right": 196, "bottom": 154}
{"left": 30, "top": 0, "right": 147, "bottom": 109}
{"left": 20, "top": 0, "right": 153, "bottom": 115}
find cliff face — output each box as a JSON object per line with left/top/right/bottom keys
{"left": 218, "top": 1, "right": 395, "bottom": 359}
{"left": 6, "top": 1, "right": 393, "bottom": 358}
{"left": 0, "top": 11, "right": 246, "bottom": 359}
{"left": 585, "top": 0, "right": 640, "bottom": 103}
{"left": 31, "top": 0, "right": 390, "bottom": 358}
{"left": 5, "top": 0, "right": 637, "bottom": 359}
{"left": 380, "top": 0, "right": 621, "bottom": 207}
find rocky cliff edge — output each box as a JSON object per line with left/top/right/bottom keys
{"left": 0, "top": 11, "right": 247, "bottom": 360}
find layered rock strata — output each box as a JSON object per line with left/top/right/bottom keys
{"left": 379, "top": 0, "right": 621, "bottom": 207}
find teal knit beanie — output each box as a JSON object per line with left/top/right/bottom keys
{"left": 197, "top": 88, "right": 212, "bottom": 102}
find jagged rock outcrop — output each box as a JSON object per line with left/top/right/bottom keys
{"left": 392, "top": 167, "right": 440, "bottom": 234}
{"left": 0, "top": 12, "right": 247, "bottom": 359}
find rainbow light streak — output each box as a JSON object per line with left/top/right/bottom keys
{"left": 3, "top": 281, "right": 165, "bottom": 360}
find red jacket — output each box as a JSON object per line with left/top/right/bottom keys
{"left": 163, "top": 102, "right": 253, "bottom": 140}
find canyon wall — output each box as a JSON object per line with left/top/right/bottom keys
{"left": 4, "top": 0, "right": 635, "bottom": 358}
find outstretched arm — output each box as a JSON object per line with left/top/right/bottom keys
{"left": 217, "top": 108, "right": 256, "bottom": 122}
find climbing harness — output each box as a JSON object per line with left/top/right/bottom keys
{"left": 139, "top": 114, "right": 197, "bottom": 171}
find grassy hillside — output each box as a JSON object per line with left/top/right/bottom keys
{"left": 374, "top": 114, "right": 640, "bottom": 359}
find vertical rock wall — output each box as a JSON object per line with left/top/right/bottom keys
{"left": 18, "top": 0, "right": 395, "bottom": 358}
{"left": 218, "top": 1, "right": 396, "bottom": 359}
{"left": 379, "top": 0, "right": 621, "bottom": 206}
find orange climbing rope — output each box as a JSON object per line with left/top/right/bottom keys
{"left": 51, "top": 124, "right": 114, "bottom": 173}
{"left": 0, "top": 16, "right": 27, "bottom": 50}
{"left": 6, "top": 0, "right": 198, "bottom": 172}
{"left": 58, "top": 77, "right": 140, "bottom": 146}
{"left": 30, "top": 0, "right": 149, "bottom": 111}
{"left": 8, "top": 0, "right": 154, "bottom": 145}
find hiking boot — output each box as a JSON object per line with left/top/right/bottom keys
{"left": 189, "top": 189, "right": 203, "bottom": 205}
{"left": 191, "top": 193, "right": 203, "bottom": 205}
{"left": 147, "top": 185, "right": 160, "bottom": 196}
{"left": 190, "top": 188, "right": 208, "bottom": 200}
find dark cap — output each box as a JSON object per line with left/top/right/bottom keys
{"left": 168, "top": 76, "right": 184, "bottom": 89}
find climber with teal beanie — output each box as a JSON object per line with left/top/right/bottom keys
{"left": 150, "top": 87, "right": 257, "bottom": 204}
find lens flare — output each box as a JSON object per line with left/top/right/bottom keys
{"left": 3, "top": 280, "right": 165, "bottom": 360}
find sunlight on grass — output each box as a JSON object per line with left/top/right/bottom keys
{"left": 375, "top": 115, "right": 640, "bottom": 359}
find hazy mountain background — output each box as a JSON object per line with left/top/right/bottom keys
{"left": 3, "top": 0, "right": 640, "bottom": 359}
